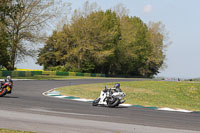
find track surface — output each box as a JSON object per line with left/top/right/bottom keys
{"left": 0, "top": 79, "right": 200, "bottom": 133}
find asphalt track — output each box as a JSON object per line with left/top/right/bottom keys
{"left": 0, "top": 79, "right": 200, "bottom": 133}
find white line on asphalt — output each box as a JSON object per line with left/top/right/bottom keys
{"left": 157, "top": 108, "right": 192, "bottom": 113}
{"left": 43, "top": 89, "right": 195, "bottom": 113}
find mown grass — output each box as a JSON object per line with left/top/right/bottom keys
{"left": 57, "top": 81, "right": 200, "bottom": 111}
{"left": 0, "top": 128, "right": 35, "bottom": 133}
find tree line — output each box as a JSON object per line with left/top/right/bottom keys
{"left": 0, "top": 1, "right": 168, "bottom": 77}
{"left": 0, "top": 0, "right": 67, "bottom": 70}
{"left": 37, "top": 3, "right": 168, "bottom": 77}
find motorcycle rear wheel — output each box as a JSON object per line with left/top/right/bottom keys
{"left": 107, "top": 98, "right": 120, "bottom": 108}
{"left": 0, "top": 88, "right": 7, "bottom": 97}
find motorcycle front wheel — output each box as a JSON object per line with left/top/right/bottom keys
{"left": 0, "top": 88, "right": 7, "bottom": 97}
{"left": 92, "top": 98, "right": 100, "bottom": 106}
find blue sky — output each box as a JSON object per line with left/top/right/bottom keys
{"left": 17, "top": 0, "right": 200, "bottom": 78}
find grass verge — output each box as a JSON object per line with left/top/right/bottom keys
{"left": 0, "top": 128, "right": 35, "bottom": 133}
{"left": 57, "top": 81, "right": 200, "bottom": 111}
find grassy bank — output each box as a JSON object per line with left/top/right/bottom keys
{"left": 0, "top": 128, "right": 35, "bottom": 133}
{"left": 57, "top": 81, "right": 200, "bottom": 111}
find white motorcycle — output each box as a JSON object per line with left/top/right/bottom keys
{"left": 92, "top": 83, "right": 126, "bottom": 107}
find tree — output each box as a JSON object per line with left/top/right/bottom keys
{"left": 0, "top": 0, "right": 14, "bottom": 69}
{"left": 118, "top": 16, "right": 152, "bottom": 76}
{"left": 69, "top": 10, "right": 121, "bottom": 73}
{"left": 145, "top": 21, "right": 168, "bottom": 76}
{"left": 37, "top": 1, "right": 168, "bottom": 77}
{"left": 118, "top": 17, "right": 168, "bottom": 77}
{"left": 0, "top": 30, "right": 9, "bottom": 69}
{"left": 113, "top": 3, "right": 129, "bottom": 18}
{"left": 37, "top": 9, "right": 121, "bottom": 73}
{"left": 37, "top": 27, "right": 75, "bottom": 71}
{"left": 0, "top": 0, "right": 68, "bottom": 70}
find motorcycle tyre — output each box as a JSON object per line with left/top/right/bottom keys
{"left": 107, "top": 98, "right": 120, "bottom": 108}
{"left": 115, "top": 99, "right": 125, "bottom": 107}
{"left": 92, "top": 98, "right": 100, "bottom": 106}
{"left": 0, "top": 88, "right": 7, "bottom": 97}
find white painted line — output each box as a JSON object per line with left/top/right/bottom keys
{"left": 120, "top": 104, "right": 132, "bottom": 107}
{"left": 54, "top": 96, "right": 67, "bottom": 98}
{"left": 43, "top": 89, "right": 195, "bottom": 113}
{"left": 47, "top": 93, "right": 60, "bottom": 96}
{"left": 47, "top": 94, "right": 57, "bottom": 96}
{"left": 157, "top": 108, "right": 192, "bottom": 113}
{"left": 73, "top": 99, "right": 93, "bottom": 102}
{"left": 157, "top": 108, "right": 175, "bottom": 111}
{"left": 48, "top": 90, "right": 60, "bottom": 94}
{"left": 173, "top": 109, "right": 192, "bottom": 113}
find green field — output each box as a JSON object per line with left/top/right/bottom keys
{"left": 57, "top": 81, "right": 200, "bottom": 111}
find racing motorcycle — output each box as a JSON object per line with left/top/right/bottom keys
{"left": 0, "top": 77, "right": 13, "bottom": 97}
{"left": 92, "top": 83, "right": 126, "bottom": 107}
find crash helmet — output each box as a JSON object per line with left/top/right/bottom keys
{"left": 7, "top": 76, "right": 11, "bottom": 79}
{"left": 114, "top": 83, "right": 120, "bottom": 88}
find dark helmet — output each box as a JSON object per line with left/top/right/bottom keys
{"left": 114, "top": 83, "right": 120, "bottom": 88}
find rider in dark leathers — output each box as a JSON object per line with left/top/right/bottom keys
{"left": 1, "top": 76, "right": 13, "bottom": 93}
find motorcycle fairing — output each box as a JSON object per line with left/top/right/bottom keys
{"left": 98, "top": 91, "right": 107, "bottom": 105}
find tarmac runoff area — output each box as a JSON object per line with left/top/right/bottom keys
{"left": 43, "top": 88, "right": 200, "bottom": 114}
